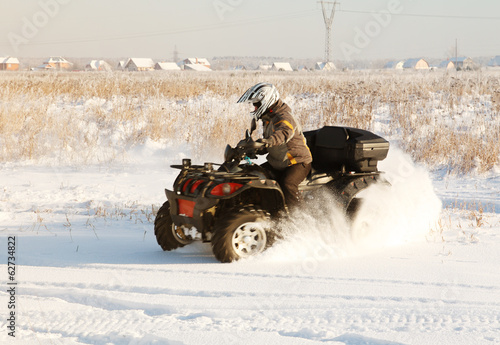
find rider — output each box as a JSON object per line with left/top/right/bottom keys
{"left": 237, "top": 82, "right": 312, "bottom": 208}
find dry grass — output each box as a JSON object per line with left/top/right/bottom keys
{"left": 0, "top": 69, "right": 498, "bottom": 173}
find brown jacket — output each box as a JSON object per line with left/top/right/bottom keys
{"left": 261, "top": 100, "right": 312, "bottom": 170}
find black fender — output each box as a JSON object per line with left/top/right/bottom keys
{"left": 211, "top": 179, "right": 286, "bottom": 216}
{"left": 241, "top": 179, "right": 286, "bottom": 215}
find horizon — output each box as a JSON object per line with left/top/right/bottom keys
{"left": 6, "top": 55, "right": 499, "bottom": 68}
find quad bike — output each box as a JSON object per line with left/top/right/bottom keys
{"left": 154, "top": 120, "right": 390, "bottom": 263}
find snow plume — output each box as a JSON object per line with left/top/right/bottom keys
{"left": 351, "top": 147, "right": 442, "bottom": 250}
{"left": 261, "top": 190, "right": 353, "bottom": 262}
{"left": 261, "top": 147, "right": 442, "bottom": 262}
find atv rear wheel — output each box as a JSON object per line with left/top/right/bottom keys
{"left": 346, "top": 197, "right": 363, "bottom": 220}
{"left": 211, "top": 207, "right": 271, "bottom": 263}
{"left": 155, "top": 201, "right": 192, "bottom": 251}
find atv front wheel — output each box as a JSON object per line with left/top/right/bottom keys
{"left": 155, "top": 201, "right": 192, "bottom": 251}
{"left": 211, "top": 207, "right": 271, "bottom": 263}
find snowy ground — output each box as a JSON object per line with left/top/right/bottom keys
{"left": 1, "top": 135, "right": 499, "bottom": 345}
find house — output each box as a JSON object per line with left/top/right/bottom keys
{"left": 487, "top": 56, "right": 500, "bottom": 67}
{"left": 257, "top": 64, "right": 272, "bottom": 71}
{"left": 86, "top": 60, "right": 112, "bottom": 71}
{"left": 231, "top": 65, "right": 246, "bottom": 71}
{"left": 271, "top": 62, "right": 293, "bottom": 72}
{"left": 42, "top": 56, "right": 73, "bottom": 70}
{"left": 0, "top": 56, "right": 20, "bottom": 71}
{"left": 155, "top": 62, "right": 181, "bottom": 71}
{"left": 438, "top": 60, "right": 455, "bottom": 70}
{"left": 184, "top": 64, "right": 212, "bottom": 72}
{"left": 297, "top": 65, "right": 309, "bottom": 72}
{"left": 34, "top": 64, "right": 55, "bottom": 71}
{"left": 403, "top": 58, "right": 429, "bottom": 69}
{"left": 124, "top": 58, "right": 155, "bottom": 71}
{"left": 315, "top": 61, "right": 336, "bottom": 71}
{"left": 117, "top": 61, "right": 126, "bottom": 70}
{"left": 384, "top": 60, "right": 404, "bottom": 69}
{"left": 180, "top": 58, "right": 211, "bottom": 70}
{"left": 450, "top": 57, "right": 475, "bottom": 70}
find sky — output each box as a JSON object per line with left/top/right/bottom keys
{"left": 0, "top": 0, "right": 499, "bottom": 62}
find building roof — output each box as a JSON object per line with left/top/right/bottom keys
{"left": 86, "top": 60, "right": 112, "bottom": 71}
{"left": 272, "top": 62, "right": 293, "bottom": 71}
{"left": 257, "top": 64, "right": 272, "bottom": 71}
{"left": 43, "top": 56, "right": 71, "bottom": 64}
{"left": 34, "top": 64, "right": 55, "bottom": 70}
{"left": 182, "top": 58, "right": 210, "bottom": 66}
{"left": 155, "top": 62, "right": 181, "bottom": 71}
{"left": 184, "top": 64, "right": 212, "bottom": 72}
{"left": 488, "top": 56, "right": 500, "bottom": 67}
{"left": 125, "top": 58, "right": 155, "bottom": 69}
{"left": 0, "top": 56, "right": 20, "bottom": 64}
{"left": 403, "top": 58, "right": 429, "bottom": 68}
{"left": 450, "top": 57, "right": 473, "bottom": 63}
{"left": 438, "top": 60, "right": 455, "bottom": 68}
{"left": 384, "top": 60, "right": 404, "bottom": 69}
{"left": 231, "top": 65, "right": 246, "bottom": 71}
{"left": 315, "top": 61, "right": 336, "bottom": 71}
{"left": 403, "top": 58, "right": 419, "bottom": 68}
{"left": 384, "top": 61, "right": 396, "bottom": 68}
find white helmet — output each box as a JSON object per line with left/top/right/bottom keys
{"left": 237, "top": 82, "right": 280, "bottom": 121}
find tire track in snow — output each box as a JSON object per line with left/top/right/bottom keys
{"left": 18, "top": 264, "right": 500, "bottom": 317}
{"left": 4, "top": 265, "right": 500, "bottom": 344}
{"left": 28, "top": 264, "right": 500, "bottom": 294}
{"left": 16, "top": 281, "right": 500, "bottom": 311}
{"left": 12, "top": 277, "right": 500, "bottom": 329}
{"left": 7, "top": 292, "right": 500, "bottom": 345}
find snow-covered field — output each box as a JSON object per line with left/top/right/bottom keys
{"left": 1, "top": 74, "right": 499, "bottom": 345}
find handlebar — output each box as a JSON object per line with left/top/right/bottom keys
{"left": 223, "top": 136, "right": 267, "bottom": 166}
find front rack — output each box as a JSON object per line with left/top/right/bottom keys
{"left": 170, "top": 163, "right": 260, "bottom": 180}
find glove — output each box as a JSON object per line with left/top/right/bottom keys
{"left": 256, "top": 138, "right": 271, "bottom": 148}
{"left": 254, "top": 138, "right": 270, "bottom": 155}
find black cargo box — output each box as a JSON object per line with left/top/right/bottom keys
{"left": 304, "top": 126, "right": 389, "bottom": 173}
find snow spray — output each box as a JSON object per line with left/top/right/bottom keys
{"left": 351, "top": 147, "right": 442, "bottom": 250}
{"left": 261, "top": 147, "right": 442, "bottom": 261}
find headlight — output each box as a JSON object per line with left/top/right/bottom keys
{"left": 210, "top": 183, "right": 243, "bottom": 196}
{"left": 222, "top": 183, "right": 232, "bottom": 195}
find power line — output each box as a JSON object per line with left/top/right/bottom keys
{"left": 3, "top": 8, "right": 497, "bottom": 51}
{"left": 0, "top": 10, "right": 319, "bottom": 48}
{"left": 338, "top": 9, "right": 500, "bottom": 20}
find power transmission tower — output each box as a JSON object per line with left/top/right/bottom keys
{"left": 173, "top": 45, "right": 179, "bottom": 63}
{"left": 318, "top": 1, "right": 339, "bottom": 63}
